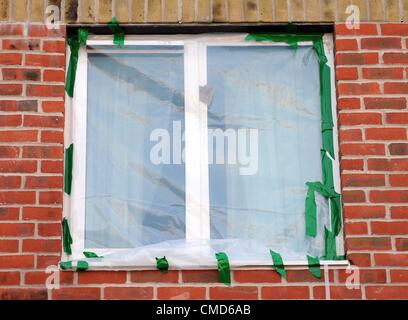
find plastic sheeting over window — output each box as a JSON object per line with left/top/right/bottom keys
{"left": 66, "top": 34, "right": 343, "bottom": 269}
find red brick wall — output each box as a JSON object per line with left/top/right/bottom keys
{"left": 0, "top": 23, "right": 407, "bottom": 300}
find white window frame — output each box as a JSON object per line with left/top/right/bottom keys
{"left": 64, "top": 33, "right": 347, "bottom": 268}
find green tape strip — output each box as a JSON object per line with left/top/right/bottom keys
{"left": 307, "top": 255, "right": 321, "bottom": 278}
{"left": 64, "top": 144, "right": 73, "bottom": 195}
{"left": 83, "top": 251, "right": 102, "bottom": 258}
{"left": 305, "top": 185, "right": 317, "bottom": 237}
{"left": 270, "top": 250, "right": 286, "bottom": 279}
{"left": 245, "top": 33, "right": 323, "bottom": 49}
{"left": 61, "top": 217, "right": 72, "bottom": 255}
{"left": 65, "top": 28, "right": 88, "bottom": 97}
{"left": 321, "top": 149, "right": 334, "bottom": 191}
{"left": 77, "top": 260, "right": 89, "bottom": 272}
{"left": 108, "top": 17, "right": 125, "bottom": 48}
{"left": 215, "top": 252, "right": 231, "bottom": 286}
{"left": 156, "top": 256, "right": 169, "bottom": 273}
{"left": 59, "top": 260, "right": 72, "bottom": 270}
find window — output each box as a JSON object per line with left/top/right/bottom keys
{"left": 66, "top": 33, "right": 344, "bottom": 268}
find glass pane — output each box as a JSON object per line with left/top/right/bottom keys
{"left": 85, "top": 46, "right": 185, "bottom": 248}
{"left": 207, "top": 45, "right": 328, "bottom": 258}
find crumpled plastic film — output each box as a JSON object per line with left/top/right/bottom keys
{"left": 67, "top": 35, "right": 339, "bottom": 268}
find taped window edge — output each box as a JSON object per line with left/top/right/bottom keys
{"left": 215, "top": 252, "right": 231, "bottom": 286}
{"left": 61, "top": 217, "right": 73, "bottom": 255}
{"left": 83, "top": 251, "right": 103, "bottom": 258}
{"left": 64, "top": 143, "right": 73, "bottom": 195}
{"left": 269, "top": 250, "right": 287, "bottom": 280}
{"left": 307, "top": 255, "right": 322, "bottom": 279}
{"left": 59, "top": 260, "right": 88, "bottom": 272}
{"left": 65, "top": 28, "right": 88, "bottom": 98}
{"left": 155, "top": 256, "right": 169, "bottom": 273}
{"left": 108, "top": 17, "right": 125, "bottom": 48}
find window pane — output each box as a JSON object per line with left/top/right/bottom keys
{"left": 85, "top": 46, "right": 185, "bottom": 248}
{"left": 207, "top": 46, "right": 328, "bottom": 259}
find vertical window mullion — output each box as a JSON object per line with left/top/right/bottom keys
{"left": 184, "top": 41, "right": 210, "bottom": 240}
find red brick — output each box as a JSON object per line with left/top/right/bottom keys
{"left": 262, "top": 286, "right": 309, "bottom": 299}
{"left": 389, "top": 143, "right": 408, "bottom": 155}
{"left": 347, "top": 253, "right": 371, "bottom": 267}
{"left": 335, "top": 39, "right": 358, "bottom": 51}
{"left": 0, "top": 239, "right": 19, "bottom": 253}
{"left": 381, "top": 24, "right": 408, "bottom": 35}
{"left": 336, "top": 67, "right": 358, "bottom": 80}
{"left": 25, "top": 271, "right": 74, "bottom": 285}
{"left": 336, "top": 53, "right": 378, "bottom": 65}
{"left": 362, "top": 67, "right": 403, "bottom": 79}
{"left": 0, "top": 100, "right": 38, "bottom": 112}
{"left": 0, "top": 255, "right": 34, "bottom": 268}
{"left": 384, "top": 82, "right": 408, "bottom": 94}
{"left": 43, "top": 70, "right": 65, "bottom": 82}
{"left": 234, "top": 270, "right": 282, "bottom": 283}
{"left": 339, "top": 113, "right": 382, "bottom": 125}
{"left": 366, "top": 128, "right": 407, "bottom": 140}
{"left": 25, "top": 176, "right": 63, "bottom": 189}
{"left": 29, "top": 25, "right": 65, "bottom": 37}
{"left": 25, "top": 54, "right": 65, "bottom": 68}
{"left": 391, "top": 206, "right": 408, "bottom": 219}
{"left": 387, "top": 113, "right": 408, "bottom": 124}
{"left": 0, "top": 223, "right": 34, "bottom": 237}
{"left": 396, "top": 238, "right": 408, "bottom": 251}
{"left": 313, "top": 286, "right": 362, "bottom": 299}
{"left": 0, "top": 160, "right": 37, "bottom": 173}
{"left": 390, "top": 270, "right": 408, "bottom": 282}
{"left": 37, "top": 255, "right": 60, "bottom": 268}
{"left": 23, "top": 239, "right": 60, "bottom": 253}
{"left": 345, "top": 222, "right": 368, "bottom": 235}
{"left": 181, "top": 270, "right": 219, "bottom": 283}
{"left": 338, "top": 83, "right": 381, "bottom": 95}
{"left": 0, "top": 207, "right": 20, "bottom": 220}
{"left": 0, "top": 84, "right": 23, "bottom": 96}
{"left": 375, "top": 253, "right": 408, "bottom": 266}
{"left": 0, "top": 53, "right": 23, "bottom": 65}
{"left": 339, "top": 129, "right": 362, "bottom": 142}
{"left": 342, "top": 174, "right": 385, "bottom": 187}
{"left": 0, "top": 289, "right": 47, "bottom": 300}
{"left": 343, "top": 205, "right": 386, "bottom": 219}
{"left": 24, "top": 115, "right": 64, "bottom": 128}
{"left": 341, "top": 159, "right": 364, "bottom": 171}
{"left": 383, "top": 52, "right": 408, "bottom": 64}
{"left": 131, "top": 270, "right": 179, "bottom": 283}
{"left": 23, "top": 206, "right": 61, "bottom": 221}
{"left": 361, "top": 37, "right": 402, "bottom": 50}
{"left": 0, "top": 176, "right": 21, "bottom": 188}
{"left": 38, "top": 223, "right": 61, "bottom": 237}
{"left": 2, "top": 39, "right": 40, "bottom": 51}
{"left": 346, "top": 237, "right": 391, "bottom": 250}
{"left": 0, "top": 146, "right": 20, "bottom": 158}
{"left": 42, "top": 101, "right": 64, "bottom": 113}
{"left": 371, "top": 222, "right": 408, "bottom": 235}
{"left": 78, "top": 271, "right": 127, "bottom": 284}
{"left": 286, "top": 270, "right": 325, "bottom": 283}
{"left": 364, "top": 97, "right": 406, "bottom": 109}
{"left": 0, "top": 191, "right": 36, "bottom": 204}
{"left": 52, "top": 288, "right": 101, "bottom": 300}
{"left": 341, "top": 143, "right": 385, "bottom": 156}
{"left": 2, "top": 68, "right": 41, "bottom": 81}
{"left": 39, "top": 191, "right": 63, "bottom": 205}
{"left": 370, "top": 190, "right": 408, "bottom": 203}
{"left": 0, "top": 24, "right": 24, "bottom": 36}
{"left": 157, "top": 287, "right": 206, "bottom": 300}
{"left": 41, "top": 160, "right": 63, "bottom": 173}
{"left": 368, "top": 158, "right": 408, "bottom": 171}
{"left": 389, "top": 174, "right": 408, "bottom": 186}
{"left": 366, "top": 286, "right": 408, "bottom": 299}
{"left": 23, "top": 146, "right": 63, "bottom": 159}
{"left": 104, "top": 287, "right": 153, "bottom": 300}
{"left": 43, "top": 41, "right": 66, "bottom": 53}
{"left": 41, "top": 130, "right": 64, "bottom": 143}
{"left": 338, "top": 98, "right": 361, "bottom": 110}
{"left": 342, "top": 190, "right": 366, "bottom": 203}
{"left": 336, "top": 24, "right": 378, "bottom": 35}
{"left": 210, "top": 287, "right": 258, "bottom": 300}
{"left": 26, "top": 84, "right": 65, "bottom": 97}
{"left": 0, "top": 272, "right": 20, "bottom": 285}
{"left": 0, "top": 130, "right": 38, "bottom": 142}
{"left": 338, "top": 269, "right": 386, "bottom": 283}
